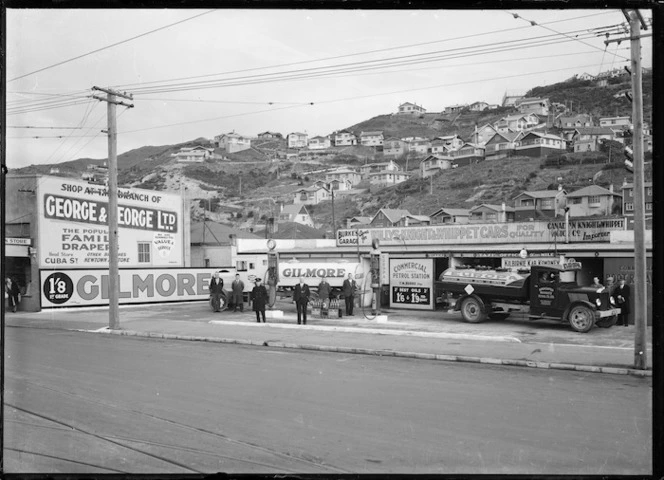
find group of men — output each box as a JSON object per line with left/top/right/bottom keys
{"left": 593, "top": 275, "right": 631, "bottom": 326}
{"left": 209, "top": 272, "right": 358, "bottom": 325}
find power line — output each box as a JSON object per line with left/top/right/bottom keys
{"left": 7, "top": 125, "right": 85, "bottom": 129}
{"left": 112, "top": 10, "right": 615, "bottom": 92}
{"left": 8, "top": 10, "right": 217, "bottom": 82}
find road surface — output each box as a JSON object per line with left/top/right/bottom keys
{"left": 4, "top": 327, "right": 652, "bottom": 474}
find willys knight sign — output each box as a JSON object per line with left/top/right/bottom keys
{"left": 37, "top": 177, "right": 184, "bottom": 268}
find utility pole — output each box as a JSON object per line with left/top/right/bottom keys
{"left": 606, "top": 9, "right": 649, "bottom": 370}
{"left": 331, "top": 187, "right": 335, "bottom": 235}
{"left": 92, "top": 86, "right": 134, "bottom": 330}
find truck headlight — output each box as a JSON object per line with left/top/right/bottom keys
{"left": 595, "top": 298, "right": 602, "bottom": 307}
{"left": 609, "top": 296, "right": 616, "bottom": 305}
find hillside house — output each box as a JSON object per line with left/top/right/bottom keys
{"left": 257, "top": 131, "right": 282, "bottom": 139}
{"left": 308, "top": 136, "right": 331, "bottom": 150}
{"left": 397, "top": 102, "right": 426, "bottom": 115}
{"left": 469, "top": 204, "right": 515, "bottom": 223}
{"left": 501, "top": 91, "right": 525, "bottom": 107}
{"left": 333, "top": 130, "right": 357, "bottom": 146}
{"left": 359, "top": 131, "right": 384, "bottom": 147}
{"left": 383, "top": 137, "right": 407, "bottom": 157}
{"left": 327, "top": 179, "right": 353, "bottom": 193}
{"left": 369, "top": 171, "right": 411, "bottom": 192}
{"left": 472, "top": 124, "right": 500, "bottom": 145}
{"left": 484, "top": 131, "right": 523, "bottom": 160}
{"left": 325, "top": 168, "right": 362, "bottom": 186}
{"left": 516, "top": 97, "right": 550, "bottom": 116}
{"left": 430, "top": 139, "right": 453, "bottom": 155}
{"left": 513, "top": 189, "right": 567, "bottom": 221}
{"left": 571, "top": 127, "right": 615, "bottom": 152}
{"left": 577, "top": 72, "right": 595, "bottom": 81}
{"left": 469, "top": 101, "right": 489, "bottom": 112}
{"left": 597, "top": 68, "right": 626, "bottom": 79}
{"left": 433, "top": 134, "right": 464, "bottom": 151}
{"left": 171, "top": 146, "right": 214, "bottom": 163}
{"left": 420, "top": 155, "right": 454, "bottom": 178}
{"left": 566, "top": 185, "right": 621, "bottom": 218}
{"left": 359, "top": 160, "right": 399, "bottom": 178}
{"left": 278, "top": 204, "right": 314, "bottom": 228}
{"left": 514, "top": 132, "right": 565, "bottom": 158}
{"left": 449, "top": 142, "right": 485, "bottom": 166}
{"left": 429, "top": 207, "right": 470, "bottom": 225}
{"left": 555, "top": 114, "right": 593, "bottom": 130}
{"left": 487, "top": 104, "right": 500, "bottom": 110}
{"left": 292, "top": 184, "right": 329, "bottom": 206}
{"left": 494, "top": 113, "right": 539, "bottom": 133}
{"left": 621, "top": 181, "right": 653, "bottom": 230}
{"left": 214, "top": 132, "right": 251, "bottom": 153}
{"left": 287, "top": 132, "right": 309, "bottom": 149}
{"left": 405, "top": 138, "right": 431, "bottom": 154}
{"left": 443, "top": 104, "right": 467, "bottom": 114}
{"left": 368, "top": 209, "right": 413, "bottom": 228}
{"left": 346, "top": 216, "right": 371, "bottom": 229}
{"left": 599, "top": 116, "right": 631, "bottom": 131}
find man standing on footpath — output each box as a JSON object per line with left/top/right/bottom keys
{"left": 251, "top": 278, "right": 268, "bottom": 323}
{"left": 342, "top": 273, "right": 357, "bottom": 316}
{"left": 231, "top": 274, "right": 245, "bottom": 312}
{"left": 209, "top": 272, "right": 225, "bottom": 312}
{"left": 317, "top": 276, "right": 332, "bottom": 315}
{"left": 294, "top": 276, "right": 310, "bottom": 325}
{"left": 615, "top": 278, "right": 631, "bottom": 326}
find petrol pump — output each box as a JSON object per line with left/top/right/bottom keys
{"left": 266, "top": 239, "right": 279, "bottom": 308}
{"left": 370, "top": 238, "right": 381, "bottom": 315}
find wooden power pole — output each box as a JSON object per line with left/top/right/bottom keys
{"left": 92, "top": 86, "right": 134, "bottom": 330}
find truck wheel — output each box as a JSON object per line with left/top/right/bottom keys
{"left": 568, "top": 305, "right": 595, "bottom": 332}
{"left": 460, "top": 297, "right": 486, "bottom": 323}
{"left": 596, "top": 314, "right": 618, "bottom": 328}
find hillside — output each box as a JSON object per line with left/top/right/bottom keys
{"left": 9, "top": 75, "right": 651, "bottom": 231}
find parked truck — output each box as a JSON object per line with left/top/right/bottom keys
{"left": 436, "top": 262, "right": 621, "bottom": 332}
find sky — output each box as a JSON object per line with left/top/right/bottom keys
{"left": 5, "top": 8, "right": 654, "bottom": 168}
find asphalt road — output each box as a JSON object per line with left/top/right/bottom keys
{"left": 4, "top": 327, "right": 652, "bottom": 474}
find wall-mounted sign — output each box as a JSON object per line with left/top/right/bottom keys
{"left": 337, "top": 218, "right": 625, "bottom": 247}
{"left": 37, "top": 177, "right": 184, "bottom": 269}
{"left": 389, "top": 258, "right": 434, "bottom": 310}
{"left": 5, "top": 238, "right": 31, "bottom": 246}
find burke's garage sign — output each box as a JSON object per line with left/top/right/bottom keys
{"left": 37, "top": 177, "right": 184, "bottom": 268}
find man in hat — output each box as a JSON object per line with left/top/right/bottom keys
{"left": 209, "top": 271, "right": 225, "bottom": 312}
{"left": 231, "top": 273, "right": 245, "bottom": 312}
{"left": 251, "top": 278, "right": 268, "bottom": 323}
{"left": 615, "top": 278, "right": 631, "bottom": 326}
{"left": 293, "top": 276, "right": 310, "bottom": 325}
{"left": 342, "top": 273, "right": 357, "bottom": 316}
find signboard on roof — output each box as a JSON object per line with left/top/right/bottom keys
{"left": 37, "top": 177, "right": 184, "bottom": 269}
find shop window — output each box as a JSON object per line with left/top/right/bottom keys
{"left": 138, "top": 242, "right": 151, "bottom": 263}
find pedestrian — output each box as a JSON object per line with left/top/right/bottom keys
{"left": 317, "top": 276, "right": 331, "bottom": 315}
{"left": 209, "top": 271, "right": 225, "bottom": 312}
{"left": 592, "top": 276, "right": 604, "bottom": 288}
{"left": 5, "top": 276, "right": 20, "bottom": 313}
{"left": 251, "top": 278, "right": 268, "bottom": 323}
{"left": 615, "top": 278, "right": 631, "bottom": 326}
{"left": 605, "top": 276, "right": 615, "bottom": 295}
{"left": 293, "top": 276, "right": 310, "bottom": 325}
{"left": 342, "top": 273, "right": 357, "bottom": 316}
{"left": 231, "top": 274, "right": 245, "bottom": 312}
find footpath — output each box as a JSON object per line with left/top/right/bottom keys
{"left": 6, "top": 300, "right": 653, "bottom": 377}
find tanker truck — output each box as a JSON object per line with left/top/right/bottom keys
{"left": 436, "top": 262, "right": 621, "bottom": 332}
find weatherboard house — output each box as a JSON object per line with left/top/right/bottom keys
{"left": 397, "top": 102, "right": 426, "bottom": 115}
{"left": 171, "top": 146, "right": 214, "bottom": 162}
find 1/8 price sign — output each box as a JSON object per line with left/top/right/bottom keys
{"left": 392, "top": 286, "right": 430, "bottom": 306}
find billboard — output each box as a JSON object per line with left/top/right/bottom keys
{"left": 389, "top": 258, "right": 434, "bottom": 310}
{"left": 37, "top": 177, "right": 184, "bottom": 269}
{"left": 40, "top": 268, "right": 232, "bottom": 308}
{"left": 337, "top": 218, "right": 626, "bottom": 247}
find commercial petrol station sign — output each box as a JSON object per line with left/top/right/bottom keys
{"left": 337, "top": 218, "right": 626, "bottom": 247}
{"left": 37, "top": 177, "right": 184, "bottom": 268}
{"left": 389, "top": 258, "right": 434, "bottom": 310}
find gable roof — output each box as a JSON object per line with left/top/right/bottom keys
{"left": 190, "top": 221, "right": 261, "bottom": 245}
{"left": 348, "top": 216, "right": 371, "bottom": 224}
{"left": 360, "top": 131, "right": 384, "bottom": 136}
{"left": 372, "top": 208, "right": 412, "bottom": 224}
{"left": 520, "top": 131, "right": 563, "bottom": 141}
{"left": 513, "top": 189, "right": 564, "bottom": 200}
{"left": 281, "top": 204, "right": 309, "bottom": 216}
{"left": 487, "top": 131, "right": 522, "bottom": 144}
{"left": 572, "top": 127, "right": 614, "bottom": 136}
{"left": 566, "top": 185, "right": 622, "bottom": 198}
{"left": 430, "top": 207, "right": 471, "bottom": 217}
{"left": 254, "top": 222, "right": 327, "bottom": 240}
{"left": 470, "top": 203, "right": 515, "bottom": 213}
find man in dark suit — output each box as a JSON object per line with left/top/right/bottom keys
{"left": 342, "top": 273, "right": 357, "bottom": 316}
{"left": 231, "top": 274, "right": 245, "bottom": 312}
{"left": 615, "top": 278, "right": 631, "bottom": 326}
{"left": 293, "top": 276, "right": 310, "bottom": 325}
{"left": 209, "top": 272, "right": 225, "bottom": 312}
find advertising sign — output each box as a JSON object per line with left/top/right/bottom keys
{"left": 502, "top": 255, "right": 573, "bottom": 269}
{"left": 277, "top": 261, "right": 366, "bottom": 287}
{"left": 40, "top": 268, "right": 230, "bottom": 308}
{"left": 337, "top": 218, "right": 625, "bottom": 247}
{"left": 389, "top": 258, "right": 434, "bottom": 310}
{"left": 37, "top": 177, "right": 183, "bottom": 268}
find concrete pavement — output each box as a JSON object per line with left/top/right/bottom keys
{"left": 5, "top": 300, "right": 653, "bottom": 376}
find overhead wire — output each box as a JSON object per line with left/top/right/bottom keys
{"left": 8, "top": 10, "right": 217, "bottom": 82}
